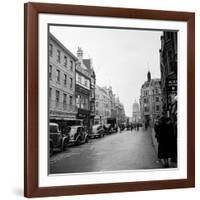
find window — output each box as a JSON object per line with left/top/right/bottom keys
{"left": 49, "top": 88, "right": 52, "bottom": 99}
{"left": 80, "top": 96, "right": 84, "bottom": 108}
{"left": 85, "top": 98, "right": 88, "bottom": 109}
{"left": 155, "top": 88, "right": 158, "bottom": 94}
{"left": 144, "top": 90, "right": 148, "bottom": 96}
{"left": 56, "top": 69, "right": 60, "bottom": 83}
{"left": 156, "top": 97, "right": 159, "bottom": 102}
{"left": 49, "top": 65, "right": 52, "bottom": 80}
{"left": 78, "top": 74, "right": 81, "bottom": 83}
{"left": 63, "top": 93, "right": 67, "bottom": 105}
{"left": 96, "top": 102, "right": 99, "bottom": 107}
{"left": 70, "top": 77, "right": 73, "bottom": 89}
{"left": 70, "top": 60, "right": 73, "bottom": 71}
{"left": 49, "top": 43, "right": 53, "bottom": 57}
{"left": 76, "top": 95, "right": 80, "bottom": 108}
{"left": 84, "top": 79, "right": 88, "bottom": 87}
{"left": 64, "top": 56, "right": 67, "bottom": 67}
{"left": 57, "top": 49, "right": 61, "bottom": 63}
{"left": 56, "top": 90, "right": 60, "bottom": 103}
{"left": 69, "top": 96, "right": 73, "bottom": 105}
{"left": 156, "top": 105, "right": 160, "bottom": 111}
{"left": 64, "top": 74, "right": 67, "bottom": 86}
{"left": 91, "top": 90, "right": 95, "bottom": 98}
{"left": 144, "top": 106, "right": 149, "bottom": 112}
{"left": 144, "top": 98, "right": 148, "bottom": 104}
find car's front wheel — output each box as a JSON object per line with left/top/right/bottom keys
{"left": 76, "top": 137, "right": 82, "bottom": 145}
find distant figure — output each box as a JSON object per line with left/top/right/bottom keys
{"left": 119, "top": 125, "right": 122, "bottom": 133}
{"left": 136, "top": 123, "right": 139, "bottom": 131}
{"left": 131, "top": 124, "right": 133, "bottom": 132}
{"left": 155, "top": 117, "right": 174, "bottom": 168}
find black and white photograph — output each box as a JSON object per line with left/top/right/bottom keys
{"left": 48, "top": 25, "right": 178, "bottom": 174}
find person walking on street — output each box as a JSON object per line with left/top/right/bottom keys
{"left": 154, "top": 116, "right": 174, "bottom": 168}
{"left": 136, "top": 123, "right": 139, "bottom": 131}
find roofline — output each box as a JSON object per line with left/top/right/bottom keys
{"left": 49, "top": 32, "right": 78, "bottom": 61}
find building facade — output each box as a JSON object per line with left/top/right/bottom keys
{"left": 82, "top": 58, "right": 96, "bottom": 126}
{"left": 132, "top": 100, "right": 141, "bottom": 123}
{"left": 75, "top": 48, "right": 91, "bottom": 127}
{"left": 95, "top": 85, "right": 126, "bottom": 125}
{"left": 115, "top": 97, "right": 126, "bottom": 124}
{"left": 94, "top": 85, "right": 111, "bottom": 125}
{"left": 159, "top": 31, "right": 177, "bottom": 117}
{"left": 140, "top": 71, "right": 162, "bottom": 127}
{"left": 49, "top": 33, "right": 77, "bottom": 120}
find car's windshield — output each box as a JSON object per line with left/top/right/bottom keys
{"left": 93, "top": 125, "right": 99, "bottom": 130}
{"left": 69, "top": 127, "right": 77, "bottom": 135}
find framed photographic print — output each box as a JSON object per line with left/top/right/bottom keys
{"left": 24, "top": 2, "right": 195, "bottom": 198}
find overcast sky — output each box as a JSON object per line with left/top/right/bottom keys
{"left": 50, "top": 26, "right": 162, "bottom": 117}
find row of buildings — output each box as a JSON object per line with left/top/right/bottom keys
{"left": 95, "top": 86, "right": 126, "bottom": 125}
{"left": 139, "top": 31, "right": 177, "bottom": 127}
{"left": 49, "top": 33, "right": 126, "bottom": 128}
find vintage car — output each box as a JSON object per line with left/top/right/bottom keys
{"left": 68, "top": 126, "right": 89, "bottom": 145}
{"left": 49, "top": 123, "right": 69, "bottom": 156}
{"left": 89, "top": 125, "right": 105, "bottom": 139}
{"left": 103, "top": 123, "right": 118, "bottom": 134}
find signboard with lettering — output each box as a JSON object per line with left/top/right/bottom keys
{"left": 49, "top": 110, "right": 76, "bottom": 118}
{"left": 167, "top": 79, "right": 177, "bottom": 94}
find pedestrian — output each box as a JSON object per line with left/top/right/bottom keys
{"left": 155, "top": 117, "right": 174, "bottom": 168}
{"left": 136, "top": 123, "right": 139, "bottom": 131}
{"left": 119, "top": 124, "right": 121, "bottom": 132}
{"left": 145, "top": 123, "right": 147, "bottom": 130}
{"left": 170, "top": 113, "right": 177, "bottom": 163}
{"left": 131, "top": 124, "right": 133, "bottom": 132}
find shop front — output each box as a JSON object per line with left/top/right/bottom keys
{"left": 76, "top": 108, "right": 91, "bottom": 128}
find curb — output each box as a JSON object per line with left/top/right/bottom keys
{"left": 149, "top": 127, "right": 158, "bottom": 155}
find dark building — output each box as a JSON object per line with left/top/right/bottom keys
{"left": 83, "top": 59, "right": 96, "bottom": 126}
{"left": 75, "top": 47, "right": 96, "bottom": 128}
{"left": 159, "top": 31, "right": 177, "bottom": 117}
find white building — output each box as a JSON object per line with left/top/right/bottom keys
{"left": 140, "top": 71, "right": 162, "bottom": 127}
{"left": 132, "top": 100, "right": 141, "bottom": 123}
{"left": 49, "top": 33, "right": 77, "bottom": 120}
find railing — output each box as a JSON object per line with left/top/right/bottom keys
{"left": 49, "top": 100, "right": 77, "bottom": 112}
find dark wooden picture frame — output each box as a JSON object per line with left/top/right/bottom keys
{"left": 24, "top": 2, "right": 195, "bottom": 198}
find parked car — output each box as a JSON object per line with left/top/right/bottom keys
{"left": 103, "top": 123, "right": 118, "bottom": 134}
{"left": 103, "top": 123, "right": 112, "bottom": 134}
{"left": 49, "top": 123, "right": 69, "bottom": 156}
{"left": 68, "top": 126, "right": 89, "bottom": 145}
{"left": 106, "top": 118, "right": 118, "bottom": 133}
{"left": 118, "top": 123, "right": 125, "bottom": 131}
{"left": 89, "top": 125, "right": 105, "bottom": 138}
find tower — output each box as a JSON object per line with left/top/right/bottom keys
{"left": 77, "top": 47, "right": 83, "bottom": 60}
{"left": 147, "top": 70, "right": 151, "bottom": 82}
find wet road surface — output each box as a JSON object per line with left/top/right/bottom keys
{"left": 49, "top": 128, "right": 162, "bottom": 174}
